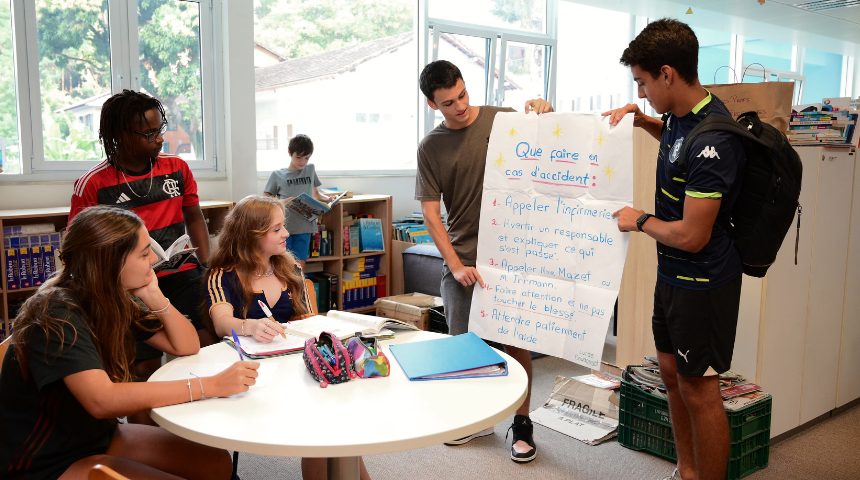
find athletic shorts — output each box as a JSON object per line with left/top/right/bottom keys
{"left": 652, "top": 275, "right": 742, "bottom": 377}
{"left": 287, "top": 233, "right": 312, "bottom": 261}
{"left": 440, "top": 264, "right": 475, "bottom": 336}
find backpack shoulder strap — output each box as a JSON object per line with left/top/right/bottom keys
{"left": 677, "top": 114, "right": 764, "bottom": 178}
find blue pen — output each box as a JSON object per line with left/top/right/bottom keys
{"left": 231, "top": 328, "right": 246, "bottom": 361}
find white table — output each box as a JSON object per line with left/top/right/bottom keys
{"left": 149, "top": 331, "right": 528, "bottom": 480}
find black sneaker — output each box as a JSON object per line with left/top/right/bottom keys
{"left": 443, "top": 427, "right": 494, "bottom": 446}
{"left": 505, "top": 415, "right": 537, "bottom": 463}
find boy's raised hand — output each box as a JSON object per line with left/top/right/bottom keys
{"left": 525, "top": 99, "right": 553, "bottom": 114}
{"left": 602, "top": 103, "right": 645, "bottom": 127}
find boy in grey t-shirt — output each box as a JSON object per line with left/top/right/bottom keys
{"left": 415, "top": 60, "right": 552, "bottom": 464}
{"left": 264, "top": 134, "right": 333, "bottom": 267}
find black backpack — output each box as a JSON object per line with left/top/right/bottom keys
{"left": 677, "top": 111, "right": 803, "bottom": 278}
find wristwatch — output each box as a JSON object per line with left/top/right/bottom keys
{"left": 636, "top": 213, "right": 654, "bottom": 232}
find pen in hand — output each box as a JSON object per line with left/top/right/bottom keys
{"left": 231, "top": 328, "right": 246, "bottom": 361}
{"left": 257, "top": 300, "right": 287, "bottom": 339}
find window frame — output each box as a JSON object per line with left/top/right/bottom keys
{"left": 3, "top": 0, "right": 219, "bottom": 179}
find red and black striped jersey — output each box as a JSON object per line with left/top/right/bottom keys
{"left": 70, "top": 155, "right": 200, "bottom": 275}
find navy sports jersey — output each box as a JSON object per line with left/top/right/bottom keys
{"left": 206, "top": 268, "right": 313, "bottom": 321}
{"left": 70, "top": 155, "right": 200, "bottom": 276}
{"left": 656, "top": 91, "right": 745, "bottom": 290}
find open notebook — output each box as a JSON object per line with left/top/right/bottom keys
{"left": 223, "top": 310, "right": 419, "bottom": 358}
{"left": 285, "top": 310, "right": 419, "bottom": 340}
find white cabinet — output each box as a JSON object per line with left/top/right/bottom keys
{"left": 838, "top": 153, "right": 860, "bottom": 408}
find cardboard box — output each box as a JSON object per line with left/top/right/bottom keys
{"left": 530, "top": 375, "right": 620, "bottom": 445}
{"left": 375, "top": 293, "right": 443, "bottom": 331}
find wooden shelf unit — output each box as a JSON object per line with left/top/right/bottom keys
{"left": 304, "top": 194, "right": 392, "bottom": 313}
{"left": 0, "top": 200, "right": 234, "bottom": 339}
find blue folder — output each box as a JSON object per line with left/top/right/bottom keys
{"left": 388, "top": 332, "right": 508, "bottom": 381}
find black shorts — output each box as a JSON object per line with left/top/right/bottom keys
{"left": 136, "top": 265, "right": 206, "bottom": 361}
{"left": 652, "top": 275, "right": 742, "bottom": 377}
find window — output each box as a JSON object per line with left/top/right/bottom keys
{"left": 743, "top": 38, "right": 793, "bottom": 81}
{"left": 3, "top": 0, "right": 216, "bottom": 175}
{"left": 0, "top": 1, "right": 20, "bottom": 174}
{"left": 693, "top": 26, "right": 732, "bottom": 85}
{"left": 35, "top": 0, "right": 110, "bottom": 163}
{"left": 802, "top": 48, "right": 842, "bottom": 104}
{"left": 254, "top": 0, "right": 417, "bottom": 173}
{"left": 138, "top": 0, "right": 207, "bottom": 163}
{"left": 429, "top": 0, "right": 547, "bottom": 34}
{"left": 555, "top": 3, "right": 631, "bottom": 113}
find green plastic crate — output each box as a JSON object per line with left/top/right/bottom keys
{"left": 618, "top": 380, "right": 771, "bottom": 480}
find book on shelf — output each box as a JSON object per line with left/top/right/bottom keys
{"left": 302, "top": 261, "right": 324, "bottom": 273}
{"left": 319, "top": 272, "right": 339, "bottom": 312}
{"left": 2, "top": 223, "right": 55, "bottom": 236}
{"left": 285, "top": 310, "right": 419, "bottom": 340}
{"left": 358, "top": 218, "right": 384, "bottom": 252}
{"left": 348, "top": 226, "right": 360, "bottom": 255}
{"left": 150, "top": 234, "right": 198, "bottom": 273}
{"left": 4, "top": 234, "right": 61, "bottom": 290}
{"left": 345, "top": 255, "right": 381, "bottom": 272}
{"left": 320, "top": 187, "right": 353, "bottom": 199}
{"left": 285, "top": 191, "right": 348, "bottom": 221}
{"left": 788, "top": 109, "right": 858, "bottom": 146}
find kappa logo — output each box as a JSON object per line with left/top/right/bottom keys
{"left": 116, "top": 193, "right": 131, "bottom": 204}
{"left": 163, "top": 178, "right": 181, "bottom": 198}
{"left": 696, "top": 146, "right": 720, "bottom": 159}
{"left": 678, "top": 349, "right": 690, "bottom": 363}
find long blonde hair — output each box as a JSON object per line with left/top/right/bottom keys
{"left": 203, "top": 196, "right": 310, "bottom": 329}
{"left": 13, "top": 206, "right": 158, "bottom": 383}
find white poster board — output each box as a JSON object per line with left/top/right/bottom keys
{"left": 468, "top": 112, "right": 633, "bottom": 368}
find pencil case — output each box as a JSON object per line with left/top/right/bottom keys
{"left": 346, "top": 334, "right": 390, "bottom": 378}
{"left": 303, "top": 332, "right": 355, "bottom": 388}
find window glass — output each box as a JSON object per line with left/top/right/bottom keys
{"left": 432, "top": 31, "right": 491, "bottom": 128}
{"left": 254, "top": 0, "right": 416, "bottom": 172}
{"left": 36, "top": 0, "right": 111, "bottom": 162}
{"left": 0, "top": 0, "right": 19, "bottom": 174}
{"left": 802, "top": 48, "right": 842, "bottom": 104}
{"left": 499, "top": 41, "right": 549, "bottom": 110}
{"left": 743, "top": 38, "right": 792, "bottom": 76}
{"left": 693, "top": 27, "right": 732, "bottom": 85}
{"left": 138, "top": 0, "right": 204, "bottom": 162}
{"left": 429, "top": 0, "right": 547, "bottom": 34}
{"left": 555, "top": 3, "right": 632, "bottom": 112}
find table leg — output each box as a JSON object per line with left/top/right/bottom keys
{"left": 326, "top": 456, "right": 360, "bottom": 480}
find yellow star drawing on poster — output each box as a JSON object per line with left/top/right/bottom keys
{"left": 552, "top": 124, "right": 562, "bottom": 138}
{"left": 596, "top": 131, "right": 606, "bottom": 147}
{"left": 494, "top": 153, "right": 506, "bottom": 167}
{"left": 508, "top": 127, "right": 516, "bottom": 137}
{"left": 602, "top": 164, "right": 616, "bottom": 181}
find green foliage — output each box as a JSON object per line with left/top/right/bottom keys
{"left": 0, "top": 2, "right": 20, "bottom": 172}
{"left": 254, "top": 0, "right": 413, "bottom": 59}
{"left": 491, "top": 0, "right": 542, "bottom": 31}
{"left": 42, "top": 112, "right": 102, "bottom": 161}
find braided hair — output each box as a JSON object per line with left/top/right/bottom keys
{"left": 99, "top": 89, "right": 166, "bottom": 168}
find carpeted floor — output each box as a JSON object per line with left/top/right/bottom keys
{"left": 236, "top": 332, "right": 858, "bottom": 479}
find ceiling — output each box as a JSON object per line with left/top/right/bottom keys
{"left": 561, "top": 0, "right": 860, "bottom": 56}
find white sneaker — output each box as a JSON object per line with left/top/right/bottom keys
{"left": 443, "top": 427, "right": 494, "bottom": 446}
{"left": 661, "top": 468, "right": 681, "bottom": 480}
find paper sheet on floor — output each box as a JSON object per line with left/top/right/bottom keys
{"left": 530, "top": 375, "right": 619, "bottom": 445}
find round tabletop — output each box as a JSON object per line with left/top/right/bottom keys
{"left": 149, "top": 331, "right": 528, "bottom": 458}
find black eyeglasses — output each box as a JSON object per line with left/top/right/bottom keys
{"left": 134, "top": 122, "right": 169, "bottom": 143}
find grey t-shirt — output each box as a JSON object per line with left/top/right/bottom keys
{"left": 264, "top": 164, "right": 323, "bottom": 234}
{"left": 415, "top": 106, "right": 515, "bottom": 266}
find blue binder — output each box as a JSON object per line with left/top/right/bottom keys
{"left": 389, "top": 332, "right": 508, "bottom": 381}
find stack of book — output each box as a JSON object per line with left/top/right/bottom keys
{"left": 319, "top": 187, "right": 353, "bottom": 199}
{"left": 342, "top": 255, "right": 385, "bottom": 310}
{"left": 343, "top": 213, "right": 384, "bottom": 254}
{"left": 393, "top": 212, "right": 445, "bottom": 244}
{"left": 787, "top": 110, "right": 858, "bottom": 146}
{"left": 308, "top": 224, "right": 334, "bottom": 258}
{"left": 4, "top": 224, "right": 62, "bottom": 290}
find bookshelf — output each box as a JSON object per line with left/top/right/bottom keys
{"left": 305, "top": 194, "right": 392, "bottom": 312}
{"left": 0, "top": 200, "right": 234, "bottom": 339}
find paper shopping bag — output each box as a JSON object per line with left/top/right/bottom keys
{"left": 703, "top": 81, "right": 794, "bottom": 133}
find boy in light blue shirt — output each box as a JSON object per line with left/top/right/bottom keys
{"left": 264, "top": 134, "right": 333, "bottom": 267}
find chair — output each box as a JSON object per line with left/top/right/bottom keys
{"left": 89, "top": 464, "right": 130, "bottom": 480}
{"left": 305, "top": 278, "right": 319, "bottom": 315}
{"left": 0, "top": 335, "right": 11, "bottom": 373}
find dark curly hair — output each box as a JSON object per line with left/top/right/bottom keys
{"left": 99, "top": 89, "right": 166, "bottom": 168}
{"left": 419, "top": 60, "right": 463, "bottom": 103}
{"left": 620, "top": 18, "right": 699, "bottom": 85}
